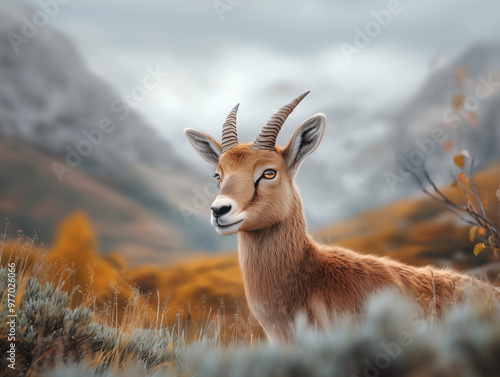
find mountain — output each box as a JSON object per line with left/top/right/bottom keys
{"left": 297, "top": 40, "right": 500, "bottom": 227}
{"left": 0, "top": 135, "right": 186, "bottom": 264}
{"left": 393, "top": 40, "right": 500, "bottom": 182}
{"left": 0, "top": 1, "right": 234, "bottom": 256}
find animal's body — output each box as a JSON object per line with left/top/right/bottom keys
{"left": 185, "top": 92, "right": 498, "bottom": 343}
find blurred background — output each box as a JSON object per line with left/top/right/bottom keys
{"left": 1, "top": 0, "right": 499, "bottom": 339}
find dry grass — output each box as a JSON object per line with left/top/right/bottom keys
{"left": 1, "top": 160, "right": 499, "bottom": 376}
{"left": 0, "top": 237, "right": 214, "bottom": 377}
{"left": 1, "top": 245, "right": 500, "bottom": 377}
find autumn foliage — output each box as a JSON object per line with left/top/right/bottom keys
{"left": 1, "top": 211, "right": 252, "bottom": 341}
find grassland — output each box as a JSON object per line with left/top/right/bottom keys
{"left": 1, "top": 252, "right": 500, "bottom": 377}
{"left": 1, "top": 162, "right": 499, "bottom": 376}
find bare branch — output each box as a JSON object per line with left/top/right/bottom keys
{"left": 416, "top": 165, "right": 500, "bottom": 255}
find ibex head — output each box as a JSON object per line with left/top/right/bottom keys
{"left": 185, "top": 91, "right": 326, "bottom": 236}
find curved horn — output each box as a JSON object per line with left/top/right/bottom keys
{"left": 221, "top": 103, "right": 240, "bottom": 153}
{"left": 252, "top": 91, "right": 310, "bottom": 151}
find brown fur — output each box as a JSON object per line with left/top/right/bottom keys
{"left": 214, "top": 143, "right": 498, "bottom": 342}
{"left": 187, "top": 122, "right": 499, "bottom": 343}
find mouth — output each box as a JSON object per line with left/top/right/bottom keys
{"left": 213, "top": 217, "right": 245, "bottom": 235}
{"left": 217, "top": 219, "right": 243, "bottom": 229}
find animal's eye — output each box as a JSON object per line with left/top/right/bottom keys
{"left": 263, "top": 169, "right": 277, "bottom": 180}
{"left": 214, "top": 174, "right": 222, "bottom": 184}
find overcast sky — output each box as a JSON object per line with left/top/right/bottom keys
{"left": 20, "top": 0, "right": 500, "bottom": 154}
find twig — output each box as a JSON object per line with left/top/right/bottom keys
{"left": 413, "top": 166, "right": 500, "bottom": 253}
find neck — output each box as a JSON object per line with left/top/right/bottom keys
{"left": 238, "top": 190, "right": 311, "bottom": 287}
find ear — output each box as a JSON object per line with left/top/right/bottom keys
{"left": 184, "top": 128, "right": 222, "bottom": 166}
{"left": 282, "top": 114, "right": 326, "bottom": 175}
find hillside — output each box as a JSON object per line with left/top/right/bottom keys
{"left": 0, "top": 2, "right": 234, "bottom": 255}
{"left": 295, "top": 40, "right": 500, "bottom": 227}
{"left": 316, "top": 161, "right": 500, "bottom": 275}
{"left": 0, "top": 136, "right": 184, "bottom": 264}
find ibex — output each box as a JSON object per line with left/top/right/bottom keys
{"left": 185, "top": 91, "right": 498, "bottom": 343}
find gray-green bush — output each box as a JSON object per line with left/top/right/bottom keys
{"left": 2, "top": 264, "right": 500, "bottom": 377}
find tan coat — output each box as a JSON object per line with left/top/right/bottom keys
{"left": 185, "top": 94, "right": 499, "bottom": 343}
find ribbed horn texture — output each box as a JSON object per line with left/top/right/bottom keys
{"left": 221, "top": 103, "right": 240, "bottom": 153}
{"left": 252, "top": 91, "right": 310, "bottom": 151}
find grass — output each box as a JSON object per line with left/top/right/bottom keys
{"left": 1, "top": 237, "right": 500, "bottom": 377}
{"left": 0, "top": 239, "right": 212, "bottom": 376}
{"left": 1, "top": 158, "right": 499, "bottom": 376}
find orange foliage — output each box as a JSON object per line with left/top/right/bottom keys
{"left": 132, "top": 254, "right": 245, "bottom": 317}
{"left": 12, "top": 211, "right": 252, "bottom": 340}
{"left": 47, "top": 211, "right": 134, "bottom": 309}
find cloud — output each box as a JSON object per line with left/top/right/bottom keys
{"left": 20, "top": 0, "right": 500, "bottom": 145}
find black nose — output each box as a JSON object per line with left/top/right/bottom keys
{"left": 211, "top": 205, "right": 231, "bottom": 218}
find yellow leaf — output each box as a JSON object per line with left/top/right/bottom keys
{"left": 469, "top": 226, "right": 478, "bottom": 242}
{"left": 451, "top": 93, "right": 465, "bottom": 111}
{"left": 474, "top": 243, "right": 486, "bottom": 256}
{"left": 454, "top": 154, "right": 466, "bottom": 168}
{"left": 458, "top": 172, "right": 468, "bottom": 184}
